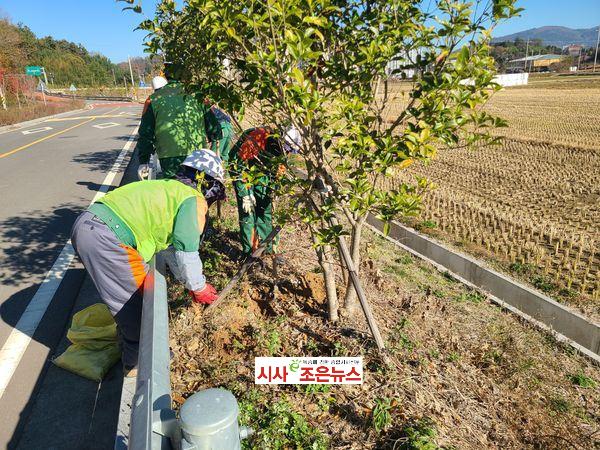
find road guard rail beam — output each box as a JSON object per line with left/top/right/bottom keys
{"left": 46, "top": 91, "right": 133, "bottom": 102}
{"left": 116, "top": 157, "right": 251, "bottom": 450}
{"left": 366, "top": 215, "right": 600, "bottom": 363}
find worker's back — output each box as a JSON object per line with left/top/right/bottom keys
{"left": 98, "top": 180, "right": 204, "bottom": 261}
{"left": 150, "top": 81, "right": 210, "bottom": 159}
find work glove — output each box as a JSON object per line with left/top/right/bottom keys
{"left": 190, "top": 283, "right": 218, "bottom": 305}
{"left": 241, "top": 194, "right": 256, "bottom": 214}
{"left": 137, "top": 164, "right": 150, "bottom": 180}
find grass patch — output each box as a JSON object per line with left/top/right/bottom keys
{"left": 568, "top": 371, "right": 597, "bottom": 388}
{"left": 239, "top": 391, "right": 328, "bottom": 450}
{"left": 398, "top": 417, "right": 439, "bottom": 450}
{"left": 453, "top": 290, "right": 485, "bottom": 303}
{"left": 548, "top": 396, "right": 571, "bottom": 414}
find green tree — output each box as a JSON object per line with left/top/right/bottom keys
{"left": 0, "top": 19, "right": 27, "bottom": 72}
{"left": 134, "top": 0, "right": 520, "bottom": 321}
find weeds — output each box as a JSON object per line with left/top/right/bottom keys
{"left": 240, "top": 392, "right": 328, "bottom": 450}
{"left": 304, "top": 338, "right": 320, "bottom": 354}
{"left": 417, "top": 220, "right": 437, "bottom": 230}
{"left": 397, "top": 417, "right": 439, "bottom": 450}
{"left": 372, "top": 397, "right": 394, "bottom": 433}
{"left": 266, "top": 329, "right": 281, "bottom": 356}
{"left": 453, "top": 290, "right": 484, "bottom": 303}
{"left": 548, "top": 396, "right": 570, "bottom": 414}
{"left": 332, "top": 341, "right": 348, "bottom": 357}
{"left": 532, "top": 276, "right": 555, "bottom": 293}
{"left": 396, "top": 255, "right": 413, "bottom": 265}
{"left": 302, "top": 385, "right": 335, "bottom": 412}
{"left": 447, "top": 352, "right": 460, "bottom": 363}
{"left": 568, "top": 371, "right": 597, "bottom": 388}
{"left": 509, "top": 262, "right": 534, "bottom": 274}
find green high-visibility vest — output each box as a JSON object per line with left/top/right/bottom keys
{"left": 99, "top": 180, "right": 203, "bottom": 262}
{"left": 151, "top": 81, "right": 209, "bottom": 158}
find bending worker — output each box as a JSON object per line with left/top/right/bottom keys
{"left": 229, "top": 126, "right": 301, "bottom": 257}
{"left": 136, "top": 63, "right": 222, "bottom": 179}
{"left": 71, "top": 149, "right": 226, "bottom": 374}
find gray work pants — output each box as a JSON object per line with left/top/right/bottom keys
{"left": 71, "top": 211, "right": 149, "bottom": 368}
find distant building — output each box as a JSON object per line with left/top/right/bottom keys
{"left": 386, "top": 50, "right": 420, "bottom": 79}
{"left": 565, "top": 44, "right": 583, "bottom": 57}
{"left": 508, "top": 54, "right": 565, "bottom": 71}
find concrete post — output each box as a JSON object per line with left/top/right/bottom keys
{"left": 178, "top": 388, "right": 252, "bottom": 450}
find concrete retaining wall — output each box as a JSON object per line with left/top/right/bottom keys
{"left": 366, "top": 215, "right": 600, "bottom": 362}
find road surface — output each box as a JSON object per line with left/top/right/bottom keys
{"left": 0, "top": 102, "right": 142, "bottom": 448}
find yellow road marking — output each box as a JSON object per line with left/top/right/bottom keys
{"left": 0, "top": 118, "right": 96, "bottom": 159}
{"left": 0, "top": 106, "right": 127, "bottom": 159}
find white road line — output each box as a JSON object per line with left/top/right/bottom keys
{"left": 0, "top": 124, "right": 139, "bottom": 399}
{"left": 22, "top": 127, "right": 53, "bottom": 135}
{"left": 92, "top": 122, "right": 120, "bottom": 130}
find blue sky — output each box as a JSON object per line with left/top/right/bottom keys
{"left": 0, "top": 0, "right": 598, "bottom": 63}
{"left": 0, "top": 0, "right": 161, "bottom": 63}
{"left": 493, "top": 0, "right": 600, "bottom": 37}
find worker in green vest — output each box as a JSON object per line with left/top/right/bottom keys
{"left": 136, "top": 62, "right": 223, "bottom": 179}
{"left": 71, "top": 149, "right": 226, "bottom": 376}
{"left": 229, "top": 126, "right": 302, "bottom": 257}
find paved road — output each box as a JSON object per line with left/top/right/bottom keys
{"left": 0, "top": 103, "right": 142, "bottom": 448}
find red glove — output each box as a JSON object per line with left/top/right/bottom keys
{"left": 190, "top": 284, "right": 218, "bottom": 305}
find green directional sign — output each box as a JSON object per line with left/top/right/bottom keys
{"left": 25, "top": 66, "right": 43, "bottom": 76}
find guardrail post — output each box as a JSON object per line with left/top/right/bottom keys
{"left": 178, "top": 388, "right": 252, "bottom": 450}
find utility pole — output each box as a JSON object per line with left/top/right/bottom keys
{"left": 594, "top": 25, "right": 600, "bottom": 72}
{"left": 41, "top": 68, "right": 49, "bottom": 86}
{"left": 128, "top": 56, "right": 136, "bottom": 88}
{"left": 112, "top": 68, "right": 117, "bottom": 87}
{"left": 524, "top": 39, "right": 530, "bottom": 72}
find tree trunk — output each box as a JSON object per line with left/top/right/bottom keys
{"left": 343, "top": 216, "right": 366, "bottom": 314}
{"left": 312, "top": 232, "right": 339, "bottom": 322}
{"left": 321, "top": 245, "right": 339, "bottom": 322}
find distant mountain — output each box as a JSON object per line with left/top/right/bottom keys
{"left": 492, "top": 26, "right": 598, "bottom": 48}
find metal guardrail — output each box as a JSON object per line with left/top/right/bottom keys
{"left": 45, "top": 90, "right": 133, "bottom": 102}
{"left": 116, "top": 156, "right": 251, "bottom": 449}
{"left": 129, "top": 255, "right": 178, "bottom": 449}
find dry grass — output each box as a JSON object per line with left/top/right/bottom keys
{"left": 169, "top": 202, "right": 600, "bottom": 449}
{"left": 0, "top": 99, "right": 85, "bottom": 126}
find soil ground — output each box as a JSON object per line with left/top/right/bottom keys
{"left": 168, "top": 199, "right": 599, "bottom": 449}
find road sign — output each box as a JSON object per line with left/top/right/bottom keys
{"left": 25, "top": 66, "right": 43, "bottom": 76}
{"left": 69, "top": 84, "right": 77, "bottom": 92}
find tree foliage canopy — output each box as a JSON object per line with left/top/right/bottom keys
{"left": 132, "top": 0, "right": 521, "bottom": 315}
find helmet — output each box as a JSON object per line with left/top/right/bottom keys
{"left": 283, "top": 125, "right": 302, "bottom": 153}
{"left": 181, "top": 149, "right": 225, "bottom": 183}
{"left": 151, "top": 76, "right": 167, "bottom": 90}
